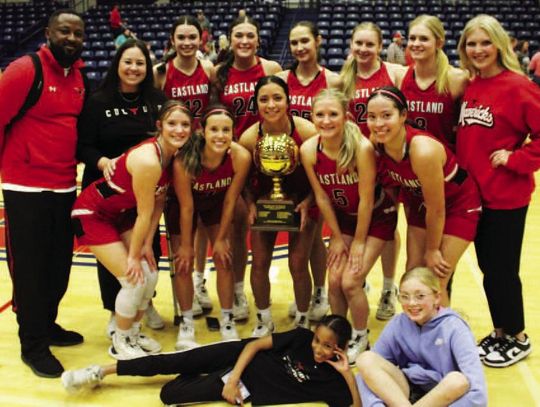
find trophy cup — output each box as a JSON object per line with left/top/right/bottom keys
{"left": 252, "top": 133, "right": 300, "bottom": 231}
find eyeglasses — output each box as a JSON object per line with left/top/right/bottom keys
{"left": 397, "top": 292, "right": 434, "bottom": 304}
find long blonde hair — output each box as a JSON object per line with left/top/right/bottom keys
{"left": 458, "top": 14, "right": 523, "bottom": 76}
{"left": 312, "top": 89, "right": 360, "bottom": 173}
{"left": 341, "top": 22, "right": 382, "bottom": 99}
{"left": 409, "top": 15, "right": 450, "bottom": 94}
{"left": 400, "top": 267, "right": 441, "bottom": 294}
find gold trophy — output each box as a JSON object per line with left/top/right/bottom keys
{"left": 252, "top": 133, "right": 300, "bottom": 231}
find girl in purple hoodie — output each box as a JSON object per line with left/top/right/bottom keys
{"left": 356, "top": 267, "right": 487, "bottom": 406}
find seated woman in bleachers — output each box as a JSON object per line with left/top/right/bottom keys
{"left": 77, "top": 38, "right": 167, "bottom": 342}
{"left": 153, "top": 15, "right": 217, "bottom": 330}
{"left": 401, "top": 15, "right": 469, "bottom": 150}
{"left": 341, "top": 21, "right": 406, "bottom": 327}
{"left": 213, "top": 15, "right": 283, "bottom": 324}
{"left": 275, "top": 20, "right": 342, "bottom": 326}
{"left": 356, "top": 267, "right": 487, "bottom": 407}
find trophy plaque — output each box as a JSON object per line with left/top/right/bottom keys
{"left": 252, "top": 133, "right": 300, "bottom": 232}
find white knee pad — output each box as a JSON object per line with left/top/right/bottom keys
{"left": 116, "top": 277, "right": 146, "bottom": 318}
{"left": 139, "top": 260, "right": 159, "bottom": 311}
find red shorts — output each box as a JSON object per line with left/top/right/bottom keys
{"left": 71, "top": 207, "right": 137, "bottom": 246}
{"left": 335, "top": 192, "right": 397, "bottom": 241}
{"left": 164, "top": 188, "right": 225, "bottom": 234}
{"left": 403, "top": 177, "right": 481, "bottom": 241}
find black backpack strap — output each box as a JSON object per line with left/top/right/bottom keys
{"left": 8, "top": 53, "right": 43, "bottom": 127}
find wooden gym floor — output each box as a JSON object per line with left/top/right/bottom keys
{"left": 1, "top": 175, "right": 540, "bottom": 406}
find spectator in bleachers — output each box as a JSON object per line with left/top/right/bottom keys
{"left": 402, "top": 15, "right": 469, "bottom": 151}
{"left": 77, "top": 38, "right": 167, "bottom": 347}
{"left": 196, "top": 10, "right": 210, "bottom": 32}
{"left": 216, "top": 34, "right": 230, "bottom": 65}
{"left": 0, "top": 8, "right": 86, "bottom": 378}
{"left": 109, "top": 4, "right": 124, "bottom": 38}
{"left": 214, "top": 16, "right": 282, "bottom": 328}
{"left": 529, "top": 50, "right": 540, "bottom": 86}
{"left": 115, "top": 28, "right": 136, "bottom": 50}
{"left": 386, "top": 31, "right": 406, "bottom": 66}
{"left": 276, "top": 19, "right": 341, "bottom": 338}
{"left": 153, "top": 15, "right": 216, "bottom": 350}
{"left": 238, "top": 75, "right": 317, "bottom": 337}
{"left": 340, "top": 21, "right": 405, "bottom": 363}
{"left": 457, "top": 14, "right": 540, "bottom": 368}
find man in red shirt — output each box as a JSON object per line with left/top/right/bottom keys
{"left": 109, "top": 4, "right": 123, "bottom": 37}
{"left": 0, "top": 9, "right": 86, "bottom": 378}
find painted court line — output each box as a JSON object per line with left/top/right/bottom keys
{"left": 464, "top": 250, "right": 540, "bottom": 405}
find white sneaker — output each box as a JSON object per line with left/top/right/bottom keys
{"left": 144, "top": 303, "right": 165, "bottom": 330}
{"left": 288, "top": 302, "right": 297, "bottom": 318}
{"left": 62, "top": 365, "right": 103, "bottom": 393}
{"left": 106, "top": 314, "right": 116, "bottom": 339}
{"left": 175, "top": 320, "right": 199, "bottom": 351}
{"left": 194, "top": 278, "right": 213, "bottom": 310}
{"left": 192, "top": 297, "right": 203, "bottom": 317}
{"left": 376, "top": 286, "right": 398, "bottom": 321}
{"left": 132, "top": 323, "right": 161, "bottom": 354}
{"left": 233, "top": 291, "right": 249, "bottom": 321}
{"left": 109, "top": 332, "right": 147, "bottom": 360}
{"left": 294, "top": 314, "right": 309, "bottom": 329}
{"left": 308, "top": 291, "right": 329, "bottom": 321}
{"left": 220, "top": 316, "right": 239, "bottom": 341}
{"left": 251, "top": 313, "right": 274, "bottom": 337}
{"left": 347, "top": 333, "right": 370, "bottom": 365}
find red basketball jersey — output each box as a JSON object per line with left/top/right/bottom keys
{"left": 287, "top": 68, "right": 328, "bottom": 121}
{"left": 349, "top": 63, "right": 393, "bottom": 136}
{"left": 401, "top": 68, "right": 458, "bottom": 148}
{"left": 192, "top": 153, "right": 234, "bottom": 212}
{"left": 163, "top": 60, "right": 211, "bottom": 128}
{"left": 73, "top": 139, "right": 171, "bottom": 220}
{"left": 314, "top": 138, "right": 359, "bottom": 215}
{"left": 220, "top": 60, "right": 266, "bottom": 138}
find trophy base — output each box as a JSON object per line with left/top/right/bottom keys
{"left": 252, "top": 198, "right": 300, "bottom": 232}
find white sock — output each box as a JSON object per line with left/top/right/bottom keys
{"left": 221, "top": 308, "right": 233, "bottom": 320}
{"left": 314, "top": 286, "right": 325, "bottom": 297}
{"left": 383, "top": 278, "right": 396, "bottom": 292}
{"left": 234, "top": 282, "right": 245, "bottom": 295}
{"left": 352, "top": 328, "right": 368, "bottom": 339}
{"left": 182, "top": 309, "right": 194, "bottom": 324}
{"left": 115, "top": 327, "right": 131, "bottom": 337}
{"left": 295, "top": 311, "right": 307, "bottom": 320}
{"left": 257, "top": 307, "right": 272, "bottom": 322}
{"left": 194, "top": 271, "right": 205, "bottom": 285}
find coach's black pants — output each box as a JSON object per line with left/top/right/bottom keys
{"left": 4, "top": 190, "right": 76, "bottom": 358}
{"left": 117, "top": 340, "right": 252, "bottom": 405}
{"left": 474, "top": 206, "right": 528, "bottom": 336}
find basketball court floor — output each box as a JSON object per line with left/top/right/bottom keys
{"left": 1, "top": 173, "right": 540, "bottom": 406}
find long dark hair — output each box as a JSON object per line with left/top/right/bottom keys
{"left": 288, "top": 21, "right": 321, "bottom": 72}
{"left": 254, "top": 75, "right": 290, "bottom": 113}
{"left": 97, "top": 39, "right": 162, "bottom": 126}
{"left": 367, "top": 85, "right": 408, "bottom": 113}
{"left": 216, "top": 16, "right": 260, "bottom": 92}
{"left": 317, "top": 315, "right": 352, "bottom": 350}
{"left": 177, "top": 104, "right": 235, "bottom": 176}
{"left": 156, "top": 15, "right": 203, "bottom": 73}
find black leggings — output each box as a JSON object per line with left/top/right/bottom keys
{"left": 117, "top": 340, "right": 252, "bottom": 405}
{"left": 474, "top": 206, "right": 528, "bottom": 336}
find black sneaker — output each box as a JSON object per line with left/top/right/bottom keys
{"left": 483, "top": 334, "right": 532, "bottom": 368}
{"left": 22, "top": 351, "right": 64, "bottom": 378}
{"left": 478, "top": 331, "right": 503, "bottom": 360}
{"left": 50, "top": 324, "right": 84, "bottom": 346}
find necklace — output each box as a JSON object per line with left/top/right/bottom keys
{"left": 118, "top": 90, "right": 140, "bottom": 103}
